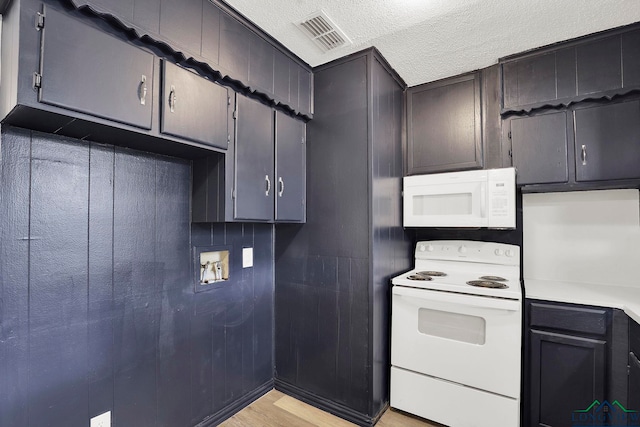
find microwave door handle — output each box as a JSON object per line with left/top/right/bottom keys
{"left": 480, "top": 182, "right": 487, "bottom": 218}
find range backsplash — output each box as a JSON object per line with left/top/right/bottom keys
{"left": 522, "top": 189, "right": 640, "bottom": 287}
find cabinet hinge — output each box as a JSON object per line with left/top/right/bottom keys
{"left": 231, "top": 188, "right": 236, "bottom": 199}
{"left": 301, "top": 137, "right": 305, "bottom": 145}
{"left": 508, "top": 149, "right": 513, "bottom": 158}
{"left": 227, "top": 134, "right": 231, "bottom": 144}
{"left": 227, "top": 96, "right": 231, "bottom": 106}
{"left": 508, "top": 131, "right": 512, "bottom": 140}
{"left": 233, "top": 110, "right": 237, "bottom": 120}
{"left": 33, "top": 72, "right": 42, "bottom": 90}
{"left": 35, "top": 12, "right": 45, "bottom": 30}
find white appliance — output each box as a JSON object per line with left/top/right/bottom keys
{"left": 390, "top": 240, "right": 522, "bottom": 427}
{"left": 403, "top": 167, "right": 516, "bottom": 228}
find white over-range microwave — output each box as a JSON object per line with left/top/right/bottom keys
{"left": 403, "top": 167, "right": 516, "bottom": 228}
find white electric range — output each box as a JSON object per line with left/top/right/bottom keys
{"left": 390, "top": 240, "right": 522, "bottom": 427}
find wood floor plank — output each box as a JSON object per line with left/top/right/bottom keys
{"left": 220, "top": 390, "right": 440, "bottom": 427}
{"left": 272, "top": 395, "right": 357, "bottom": 427}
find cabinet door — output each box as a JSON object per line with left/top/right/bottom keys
{"left": 510, "top": 112, "right": 569, "bottom": 185}
{"left": 234, "top": 96, "right": 274, "bottom": 221}
{"left": 39, "top": 7, "right": 154, "bottom": 130}
{"left": 407, "top": 73, "right": 482, "bottom": 174}
{"left": 248, "top": 33, "right": 274, "bottom": 94}
{"left": 298, "top": 68, "right": 313, "bottom": 116}
{"left": 159, "top": 0, "right": 202, "bottom": 52}
{"left": 576, "top": 35, "right": 622, "bottom": 96}
{"left": 503, "top": 49, "right": 576, "bottom": 110}
{"left": 529, "top": 330, "right": 606, "bottom": 427}
{"left": 219, "top": 11, "right": 250, "bottom": 83}
{"left": 574, "top": 100, "right": 640, "bottom": 182}
{"left": 275, "top": 112, "right": 305, "bottom": 222}
{"left": 160, "top": 61, "right": 229, "bottom": 149}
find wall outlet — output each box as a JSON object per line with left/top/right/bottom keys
{"left": 90, "top": 411, "right": 111, "bottom": 427}
{"left": 242, "top": 247, "right": 253, "bottom": 268}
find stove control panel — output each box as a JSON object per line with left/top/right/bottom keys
{"left": 415, "top": 240, "right": 520, "bottom": 265}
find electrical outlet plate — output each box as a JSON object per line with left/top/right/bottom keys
{"left": 90, "top": 411, "right": 111, "bottom": 427}
{"left": 242, "top": 247, "right": 253, "bottom": 268}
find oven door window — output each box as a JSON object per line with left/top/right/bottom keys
{"left": 418, "top": 308, "right": 486, "bottom": 345}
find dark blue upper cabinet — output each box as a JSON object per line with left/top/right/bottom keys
{"left": 219, "top": 11, "right": 250, "bottom": 83}
{"left": 39, "top": 6, "right": 154, "bottom": 130}
{"left": 275, "top": 111, "right": 305, "bottom": 222}
{"left": 248, "top": 33, "right": 275, "bottom": 94}
{"left": 573, "top": 100, "right": 640, "bottom": 182}
{"left": 234, "top": 95, "right": 275, "bottom": 221}
{"left": 407, "top": 72, "right": 483, "bottom": 174}
{"left": 502, "top": 27, "right": 640, "bottom": 112}
{"left": 160, "top": 61, "right": 230, "bottom": 149}
{"left": 67, "top": 0, "right": 312, "bottom": 115}
{"left": 201, "top": 0, "right": 221, "bottom": 65}
{"left": 159, "top": 0, "right": 202, "bottom": 53}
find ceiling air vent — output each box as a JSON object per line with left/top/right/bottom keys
{"left": 298, "top": 10, "right": 351, "bottom": 52}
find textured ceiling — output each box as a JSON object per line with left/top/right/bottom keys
{"left": 224, "top": 0, "right": 640, "bottom": 87}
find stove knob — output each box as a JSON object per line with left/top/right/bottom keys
{"left": 426, "top": 244, "right": 434, "bottom": 252}
{"left": 495, "top": 249, "right": 504, "bottom": 256}
{"left": 505, "top": 249, "right": 515, "bottom": 257}
{"left": 418, "top": 244, "right": 426, "bottom": 252}
{"left": 458, "top": 245, "right": 467, "bottom": 254}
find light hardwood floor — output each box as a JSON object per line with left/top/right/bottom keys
{"left": 219, "top": 390, "right": 442, "bottom": 427}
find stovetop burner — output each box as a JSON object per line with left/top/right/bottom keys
{"left": 479, "top": 275, "right": 507, "bottom": 282}
{"left": 466, "top": 280, "right": 509, "bottom": 289}
{"left": 418, "top": 271, "right": 447, "bottom": 277}
{"left": 407, "top": 274, "right": 433, "bottom": 281}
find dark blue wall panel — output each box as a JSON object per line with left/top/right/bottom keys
{"left": 0, "top": 126, "right": 274, "bottom": 427}
{"left": 274, "top": 50, "right": 411, "bottom": 424}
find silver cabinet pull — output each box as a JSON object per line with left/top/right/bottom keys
{"left": 581, "top": 145, "right": 587, "bottom": 165}
{"left": 265, "top": 175, "right": 271, "bottom": 196}
{"left": 139, "top": 75, "right": 147, "bottom": 105}
{"left": 278, "top": 177, "right": 284, "bottom": 197}
{"left": 169, "top": 85, "right": 177, "bottom": 113}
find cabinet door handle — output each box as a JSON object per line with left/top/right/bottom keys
{"left": 632, "top": 352, "right": 640, "bottom": 369}
{"left": 169, "top": 85, "right": 177, "bottom": 113}
{"left": 278, "top": 177, "right": 284, "bottom": 197}
{"left": 139, "top": 75, "right": 147, "bottom": 105}
{"left": 265, "top": 175, "right": 271, "bottom": 196}
{"left": 581, "top": 144, "right": 587, "bottom": 165}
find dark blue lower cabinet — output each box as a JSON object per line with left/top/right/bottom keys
{"left": 525, "top": 300, "right": 630, "bottom": 427}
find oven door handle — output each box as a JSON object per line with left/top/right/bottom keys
{"left": 393, "top": 285, "right": 521, "bottom": 312}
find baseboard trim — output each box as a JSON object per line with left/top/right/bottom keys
{"left": 274, "top": 379, "right": 375, "bottom": 427}
{"left": 194, "top": 380, "right": 274, "bottom": 427}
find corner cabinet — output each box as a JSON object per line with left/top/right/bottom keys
{"left": 525, "top": 300, "right": 629, "bottom": 427}
{"left": 192, "top": 95, "right": 306, "bottom": 223}
{"left": 406, "top": 72, "right": 482, "bottom": 175}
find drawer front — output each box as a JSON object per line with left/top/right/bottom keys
{"left": 529, "top": 301, "right": 609, "bottom": 335}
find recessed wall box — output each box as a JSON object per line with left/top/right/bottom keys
{"left": 194, "top": 245, "right": 231, "bottom": 292}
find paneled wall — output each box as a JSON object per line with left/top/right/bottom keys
{"left": 0, "top": 126, "right": 274, "bottom": 427}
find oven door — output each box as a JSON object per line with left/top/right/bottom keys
{"left": 391, "top": 285, "right": 521, "bottom": 398}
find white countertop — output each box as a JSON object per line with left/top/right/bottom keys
{"left": 525, "top": 279, "right": 640, "bottom": 325}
